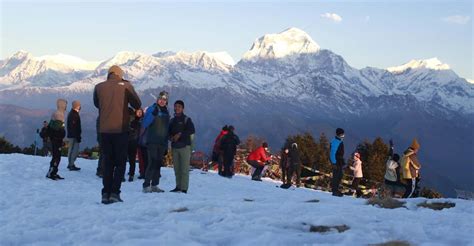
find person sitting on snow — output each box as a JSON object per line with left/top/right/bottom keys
{"left": 247, "top": 142, "right": 272, "bottom": 181}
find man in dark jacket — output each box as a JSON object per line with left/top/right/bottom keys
{"left": 66, "top": 100, "right": 82, "bottom": 171}
{"left": 169, "top": 100, "right": 195, "bottom": 193}
{"left": 287, "top": 142, "right": 301, "bottom": 187}
{"left": 46, "top": 99, "right": 67, "bottom": 180}
{"left": 141, "top": 91, "right": 170, "bottom": 192}
{"left": 330, "top": 128, "right": 345, "bottom": 197}
{"left": 94, "top": 65, "right": 141, "bottom": 204}
{"left": 219, "top": 125, "right": 240, "bottom": 178}
{"left": 126, "top": 108, "right": 143, "bottom": 182}
{"left": 40, "top": 121, "right": 51, "bottom": 156}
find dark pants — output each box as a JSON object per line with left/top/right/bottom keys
{"left": 138, "top": 146, "right": 148, "bottom": 177}
{"left": 351, "top": 177, "right": 362, "bottom": 197}
{"left": 402, "top": 178, "right": 417, "bottom": 198}
{"left": 281, "top": 166, "right": 288, "bottom": 183}
{"left": 223, "top": 154, "right": 234, "bottom": 177}
{"left": 143, "top": 144, "right": 166, "bottom": 188}
{"left": 127, "top": 140, "right": 138, "bottom": 177}
{"left": 47, "top": 138, "right": 63, "bottom": 176}
{"left": 42, "top": 140, "right": 51, "bottom": 156}
{"left": 331, "top": 165, "right": 343, "bottom": 194}
{"left": 101, "top": 132, "right": 128, "bottom": 195}
{"left": 287, "top": 164, "right": 301, "bottom": 186}
{"left": 248, "top": 160, "right": 264, "bottom": 178}
{"left": 216, "top": 152, "right": 224, "bottom": 176}
{"left": 97, "top": 146, "right": 104, "bottom": 175}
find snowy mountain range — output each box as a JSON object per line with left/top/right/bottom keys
{"left": 0, "top": 27, "right": 473, "bottom": 197}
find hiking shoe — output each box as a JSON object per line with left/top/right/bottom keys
{"left": 109, "top": 193, "right": 123, "bottom": 203}
{"left": 252, "top": 177, "right": 262, "bottom": 182}
{"left": 128, "top": 175, "right": 134, "bottom": 182}
{"left": 142, "top": 186, "right": 152, "bottom": 193}
{"left": 332, "top": 192, "right": 343, "bottom": 197}
{"left": 46, "top": 174, "right": 57, "bottom": 180}
{"left": 54, "top": 174, "right": 64, "bottom": 180}
{"left": 137, "top": 175, "right": 145, "bottom": 179}
{"left": 170, "top": 187, "right": 181, "bottom": 192}
{"left": 101, "top": 193, "right": 110, "bottom": 204}
{"left": 67, "top": 166, "right": 81, "bottom": 171}
{"left": 181, "top": 190, "right": 187, "bottom": 194}
{"left": 151, "top": 186, "right": 164, "bottom": 193}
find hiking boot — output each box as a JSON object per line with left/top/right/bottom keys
{"left": 170, "top": 187, "right": 181, "bottom": 192}
{"left": 54, "top": 174, "right": 64, "bottom": 180}
{"left": 252, "top": 177, "right": 262, "bottom": 182}
{"left": 46, "top": 174, "right": 57, "bottom": 180}
{"left": 151, "top": 186, "right": 164, "bottom": 193}
{"left": 128, "top": 175, "right": 134, "bottom": 182}
{"left": 101, "top": 193, "right": 110, "bottom": 204}
{"left": 142, "top": 186, "right": 152, "bottom": 193}
{"left": 109, "top": 193, "right": 123, "bottom": 203}
{"left": 67, "top": 165, "right": 81, "bottom": 171}
{"left": 332, "top": 191, "right": 343, "bottom": 197}
{"left": 181, "top": 190, "right": 187, "bottom": 194}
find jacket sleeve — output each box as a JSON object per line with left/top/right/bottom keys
{"left": 185, "top": 117, "right": 196, "bottom": 136}
{"left": 93, "top": 86, "right": 99, "bottom": 109}
{"left": 142, "top": 105, "right": 155, "bottom": 129}
{"left": 126, "top": 83, "right": 142, "bottom": 110}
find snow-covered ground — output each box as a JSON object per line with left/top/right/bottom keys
{"left": 1, "top": 154, "right": 473, "bottom": 245}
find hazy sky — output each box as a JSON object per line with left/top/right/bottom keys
{"left": 1, "top": 0, "right": 472, "bottom": 79}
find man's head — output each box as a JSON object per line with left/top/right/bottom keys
{"left": 72, "top": 100, "right": 81, "bottom": 111}
{"left": 262, "top": 142, "right": 269, "bottom": 151}
{"left": 136, "top": 108, "right": 143, "bottom": 118}
{"left": 228, "top": 125, "right": 235, "bottom": 132}
{"left": 336, "top": 128, "right": 345, "bottom": 138}
{"left": 108, "top": 65, "right": 124, "bottom": 79}
{"left": 157, "top": 91, "right": 169, "bottom": 107}
{"left": 174, "top": 100, "right": 185, "bottom": 115}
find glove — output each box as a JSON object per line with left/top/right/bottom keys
{"left": 152, "top": 106, "right": 159, "bottom": 116}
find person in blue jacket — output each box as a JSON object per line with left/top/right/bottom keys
{"left": 330, "top": 128, "right": 345, "bottom": 197}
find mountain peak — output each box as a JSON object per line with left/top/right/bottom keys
{"left": 242, "top": 27, "right": 320, "bottom": 61}
{"left": 387, "top": 58, "right": 451, "bottom": 73}
{"left": 9, "top": 50, "right": 32, "bottom": 60}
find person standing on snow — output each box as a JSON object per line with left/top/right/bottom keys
{"left": 126, "top": 107, "right": 143, "bottom": 182}
{"left": 400, "top": 139, "right": 422, "bottom": 198}
{"left": 94, "top": 65, "right": 141, "bottom": 204}
{"left": 141, "top": 91, "right": 170, "bottom": 193}
{"left": 287, "top": 142, "right": 302, "bottom": 187}
{"left": 219, "top": 125, "right": 240, "bottom": 178}
{"left": 349, "top": 152, "right": 363, "bottom": 197}
{"left": 66, "top": 100, "right": 82, "bottom": 171}
{"left": 46, "top": 99, "right": 67, "bottom": 180}
{"left": 213, "top": 125, "right": 229, "bottom": 176}
{"left": 40, "top": 120, "right": 51, "bottom": 157}
{"left": 330, "top": 128, "right": 345, "bottom": 197}
{"left": 169, "top": 100, "right": 195, "bottom": 194}
{"left": 279, "top": 145, "right": 290, "bottom": 184}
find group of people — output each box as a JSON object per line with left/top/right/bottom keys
{"left": 40, "top": 65, "right": 423, "bottom": 204}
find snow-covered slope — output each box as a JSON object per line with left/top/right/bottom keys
{"left": 1, "top": 154, "right": 473, "bottom": 245}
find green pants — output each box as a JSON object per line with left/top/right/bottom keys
{"left": 172, "top": 146, "right": 191, "bottom": 191}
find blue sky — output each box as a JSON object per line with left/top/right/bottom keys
{"left": 1, "top": 0, "right": 472, "bottom": 79}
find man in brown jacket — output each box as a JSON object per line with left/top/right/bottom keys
{"left": 94, "top": 65, "right": 141, "bottom": 204}
{"left": 400, "top": 138, "right": 421, "bottom": 198}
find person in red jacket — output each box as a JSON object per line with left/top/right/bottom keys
{"left": 212, "top": 125, "right": 229, "bottom": 176}
{"left": 247, "top": 142, "right": 272, "bottom": 181}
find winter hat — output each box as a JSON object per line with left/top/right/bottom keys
{"left": 108, "top": 65, "right": 124, "bottom": 79}
{"left": 228, "top": 125, "right": 235, "bottom": 132}
{"left": 52, "top": 98, "right": 67, "bottom": 122}
{"left": 336, "top": 128, "right": 345, "bottom": 136}
{"left": 174, "top": 100, "right": 185, "bottom": 108}
{"left": 72, "top": 100, "right": 81, "bottom": 110}
{"left": 158, "top": 91, "right": 169, "bottom": 101}
{"left": 292, "top": 142, "right": 298, "bottom": 149}
{"left": 354, "top": 152, "right": 361, "bottom": 159}
{"left": 262, "top": 142, "right": 268, "bottom": 148}
{"left": 410, "top": 138, "right": 420, "bottom": 151}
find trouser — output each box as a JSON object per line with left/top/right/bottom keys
{"left": 281, "top": 165, "right": 288, "bottom": 184}
{"left": 351, "top": 177, "right": 362, "bottom": 197}
{"left": 100, "top": 132, "right": 128, "bottom": 195}
{"left": 143, "top": 144, "right": 166, "bottom": 188}
{"left": 97, "top": 146, "right": 104, "bottom": 175}
{"left": 223, "top": 154, "right": 235, "bottom": 177}
{"left": 172, "top": 146, "right": 191, "bottom": 191}
{"left": 287, "top": 164, "right": 301, "bottom": 186}
{"left": 248, "top": 160, "right": 267, "bottom": 179}
{"left": 42, "top": 140, "right": 51, "bottom": 156}
{"left": 67, "top": 138, "right": 80, "bottom": 167}
{"left": 403, "top": 178, "right": 417, "bottom": 198}
{"left": 331, "top": 164, "right": 343, "bottom": 194}
{"left": 47, "top": 138, "right": 63, "bottom": 176}
{"left": 138, "top": 146, "right": 148, "bottom": 177}
{"left": 127, "top": 140, "right": 138, "bottom": 177}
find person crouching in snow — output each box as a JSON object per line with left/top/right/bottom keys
{"left": 349, "top": 152, "right": 363, "bottom": 197}
{"left": 46, "top": 98, "right": 67, "bottom": 180}
{"left": 247, "top": 142, "right": 272, "bottom": 181}
{"left": 401, "top": 139, "right": 422, "bottom": 198}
